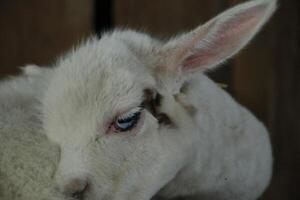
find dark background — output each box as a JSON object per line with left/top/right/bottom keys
{"left": 0, "top": 0, "right": 299, "bottom": 199}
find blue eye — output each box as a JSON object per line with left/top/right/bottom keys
{"left": 114, "top": 108, "right": 142, "bottom": 132}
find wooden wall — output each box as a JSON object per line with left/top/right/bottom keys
{"left": 267, "top": 1, "right": 300, "bottom": 199}
{"left": 0, "top": 0, "right": 93, "bottom": 77}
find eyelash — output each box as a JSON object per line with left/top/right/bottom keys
{"left": 111, "top": 107, "right": 143, "bottom": 133}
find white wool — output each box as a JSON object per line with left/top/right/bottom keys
{"left": 0, "top": 67, "right": 63, "bottom": 200}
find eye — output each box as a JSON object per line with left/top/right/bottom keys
{"left": 113, "top": 107, "right": 142, "bottom": 132}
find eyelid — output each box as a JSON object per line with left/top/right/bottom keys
{"left": 117, "top": 107, "right": 143, "bottom": 120}
{"left": 105, "top": 107, "right": 144, "bottom": 134}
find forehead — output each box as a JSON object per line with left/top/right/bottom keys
{"left": 44, "top": 36, "right": 155, "bottom": 135}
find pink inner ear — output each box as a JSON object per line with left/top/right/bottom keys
{"left": 182, "top": 3, "right": 268, "bottom": 71}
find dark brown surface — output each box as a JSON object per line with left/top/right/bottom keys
{"left": 0, "top": 0, "right": 93, "bottom": 77}
{"left": 266, "top": 1, "right": 300, "bottom": 199}
{"left": 115, "top": 0, "right": 226, "bottom": 36}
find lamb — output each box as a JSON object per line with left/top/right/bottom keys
{"left": 0, "top": 0, "right": 276, "bottom": 199}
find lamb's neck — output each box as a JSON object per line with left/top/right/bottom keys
{"left": 159, "top": 74, "right": 248, "bottom": 199}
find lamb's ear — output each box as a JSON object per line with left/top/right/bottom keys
{"left": 157, "top": 0, "right": 276, "bottom": 94}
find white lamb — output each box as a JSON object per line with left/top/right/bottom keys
{"left": 0, "top": 0, "right": 276, "bottom": 200}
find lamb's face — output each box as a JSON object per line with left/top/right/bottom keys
{"left": 43, "top": 34, "right": 186, "bottom": 200}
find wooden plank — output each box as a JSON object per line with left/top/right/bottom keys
{"left": 115, "top": 0, "right": 226, "bottom": 36}
{"left": 0, "top": 0, "right": 94, "bottom": 77}
{"left": 265, "top": 1, "right": 300, "bottom": 199}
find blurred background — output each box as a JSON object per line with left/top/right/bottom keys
{"left": 0, "top": 0, "right": 299, "bottom": 199}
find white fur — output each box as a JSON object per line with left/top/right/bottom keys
{"left": 0, "top": 66, "right": 63, "bottom": 200}
{"left": 0, "top": 0, "right": 276, "bottom": 200}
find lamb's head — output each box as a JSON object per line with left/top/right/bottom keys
{"left": 43, "top": 0, "right": 276, "bottom": 199}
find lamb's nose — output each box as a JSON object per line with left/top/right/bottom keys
{"left": 64, "top": 178, "right": 89, "bottom": 200}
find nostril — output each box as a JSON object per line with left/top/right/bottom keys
{"left": 71, "top": 183, "right": 88, "bottom": 200}
{"left": 64, "top": 178, "right": 89, "bottom": 200}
